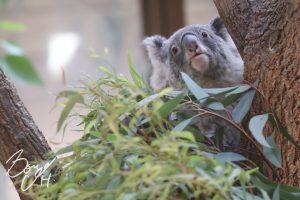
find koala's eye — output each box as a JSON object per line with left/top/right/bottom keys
{"left": 201, "top": 32, "right": 208, "bottom": 38}
{"left": 171, "top": 45, "right": 179, "bottom": 55}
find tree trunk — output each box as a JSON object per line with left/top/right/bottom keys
{"left": 213, "top": 0, "right": 300, "bottom": 186}
{"left": 0, "top": 68, "right": 51, "bottom": 200}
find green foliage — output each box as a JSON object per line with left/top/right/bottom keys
{"left": 0, "top": 0, "right": 8, "bottom": 6}
{"left": 0, "top": 20, "right": 26, "bottom": 32}
{"left": 56, "top": 91, "right": 84, "bottom": 132}
{"left": 2, "top": 54, "right": 43, "bottom": 85}
{"left": 26, "top": 63, "right": 300, "bottom": 199}
{"left": 0, "top": 21, "right": 42, "bottom": 85}
{"left": 249, "top": 114, "right": 272, "bottom": 148}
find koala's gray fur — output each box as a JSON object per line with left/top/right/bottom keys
{"left": 143, "top": 17, "right": 243, "bottom": 90}
{"left": 143, "top": 17, "right": 244, "bottom": 150}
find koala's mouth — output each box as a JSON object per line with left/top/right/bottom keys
{"left": 187, "top": 47, "right": 207, "bottom": 62}
{"left": 188, "top": 52, "right": 209, "bottom": 72}
{"left": 189, "top": 52, "right": 206, "bottom": 62}
{"left": 192, "top": 52, "right": 203, "bottom": 58}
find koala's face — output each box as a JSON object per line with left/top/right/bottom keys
{"left": 143, "top": 17, "right": 244, "bottom": 91}
{"left": 143, "top": 17, "right": 242, "bottom": 84}
{"left": 165, "top": 25, "right": 221, "bottom": 75}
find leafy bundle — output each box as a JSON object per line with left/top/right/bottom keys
{"left": 26, "top": 59, "right": 300, "bottom": 200}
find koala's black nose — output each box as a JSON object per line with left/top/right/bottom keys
{"left": 182, "top": 34, "right": 199, "bottom": 53}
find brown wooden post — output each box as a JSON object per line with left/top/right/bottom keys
{"left": 141, "top": 0, "right": 184, "bottom": 37}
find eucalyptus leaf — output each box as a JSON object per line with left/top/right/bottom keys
{"left": 158, "top": 93, "right": 184, "bottom": 119}
{"left": 232, "top": 187, "right": 264, "bottom": 200}
{"left": 2, "top": 55, "right": 43, "bottom": 85}
{"left": 137, "top": 93, "right": 159, "bottom": 108}
{"left": 54, "top": 139, "right": 100, "bottom": 155}
{"left": 56, "top": 90, "right": 81, "bottom": 100}
{"left": 57, "top": 94, "right": 84, "bottom": 132}
{"left": 252, "top": 173, "right": 300, "bottom": 200}
{"left": 225, "top": 85, "right": 251, "bottom": 96}
{"left": 270, "top": 113, "right": 300, "bottom": 150}
{"left": 0, "top": 0, "right": 8, "bottom": 6}
{"left": 272, "top": 185, "right": 280, "bottom": 200}
{"left": 204, "top": 86, "right": 237, "bottom": 94}
{"left": 181, "top": 72, "right": 224, "bottom": 110}
{"left": 0, "top": 40, "right": 24, "bottom": 55}
{"left": 221, "top": 85, "right": 252, "bottom": 107}
{"left": 172, "top": 116, "right": 198, "bottom": 132}
{"left": 249, "top": 114, "right": 271, "bottom": 148}
{"left": 232, "top": 89, "right": 256, "bottom": 123}
{"left": 121, "top": 193, "right": 136, "bottom": 200}
{"left": 207, "top": 101, "right": 225, "bottom": 110}
{"left": 128, "top": 54, "right": 148, "bottom": 90}
{"left": 222, "top": 93, "right": 243, "bottom": 107}
{"left": 172, "top": 131, "right": 196, "bottom": 142}
{"left": 214, "top": 152, "right": 247, "bottom": 163}
{"left": 98, "top": 66, "right": 114, "bottom": 77}
{"left": 263, "top": 134, "right": 282, "bottom": 168}
{"left": 181, "top": 72, "right": 209, "bottom": 101}
{"left": 0, "top": 20, "right": 26, "bottom": 32}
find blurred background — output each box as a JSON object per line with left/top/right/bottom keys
{"left": 0, "top": 0, "right": 217, "bottom": 199}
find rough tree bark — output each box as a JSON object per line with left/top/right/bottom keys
{"left": 0, "top": 68, "right": 51, "bottom": 200}
{"left": 213, "top": 0, "right": 300, "bottom": 186}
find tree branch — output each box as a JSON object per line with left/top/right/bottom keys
{"left": 214, "top": 0, "right": 300, "bottom": 186}
{"left": 0, "top": 68, "right": 51, "bottom": 200}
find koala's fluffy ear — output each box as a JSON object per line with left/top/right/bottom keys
{"left": 142, "top": 35, "right": 166, "bottom": 64}
{"left": 142, "top": 35, "right": 168, "bottom": 91}
{"left": 210, "top": 17, "right": 228, "bottom": 40}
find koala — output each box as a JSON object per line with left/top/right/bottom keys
{"left": 143, "top": 17, "right": 244, "bottom": 150}
{"left": 143, "top": 17, "right": 243, "bottom": 91}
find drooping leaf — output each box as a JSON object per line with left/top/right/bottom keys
{"left": 226, "top": 85, "right": 251, "bottom": 96}
{"left": 172, "top": 131, "right": 196, "bottom": 142}
{"left": 56, "top": 90, "right": 81, "bottom": 100}
{"left": 107, "top": 134, "right": 117, "bottom": 142}
{"left": 272, "top": 185, "right": 280, "bottom": 200}
{"left": 128, "top": 54, "right": 148, "bottom": 90}
{"left": 181, "top": 72, "right": 208, "bottom": 101}
{"left": 270, "top": 113, "right": 300, "bottom": 150}
{"left": 89, "top": 131, "right": 101, "bottom": 138}
{"left": 54, "top": 139, "right": 100, "bottom": 155}
{"left": 106, "top": 176, "right": 122, "bottom": 189}
{"left": 220, "top": 85, "right": 252, "bottom": 107}
{"left": 263, "top": 134, "right": 282, "bottom": 168}
{"left": 232, "top": 89, "right": 256, "bottom": 123}
{"left": 57, "top": 93, "right": 84, "bottom": 132}
{"left": 249, "top": 114, "right": 271, "bottom": 148}
{"left": 98, "top": 66, "right": 114, "bottom": 77}
{"left": 214, "top": 152, "right": 247, "bottom": 164}
{"left": 205, "top": 99, "right": 225, "bottom": 110}
{"left": 252, "top": 173, "right": 300, "bottom": 200}
{"left": 137, "top": 93, "right": 159, "bottom": 109}
{"left": 2, "top": 55, "right": 43, "bottom": 85}
{"left": 0, "top": 20, "right": 26, "bottom": 32}
{"left": 166, "top": 90, "right": 184, "bottom": 97}
{"left": 204, "top": 86, "right": 237, "bottom": 94}
{"left": 0, "top": 40, "right": 24, "bottom": 55}
{"left": 222, "top": 93, "right": 243, "bottom": 107}
{"left": 158, "top": 93, "right": 184, "bottom": 119}
{"left": 0, "top": 0, "right": 8, "bottom": 6}
{"left": 172, "top": 116, "right": 198, "bottom": 132}
{"left": 181, "top": 72, "right": 224, "bottom": 110}
{"left": 232, "top": 188, "right": 264, "bottom": 200}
